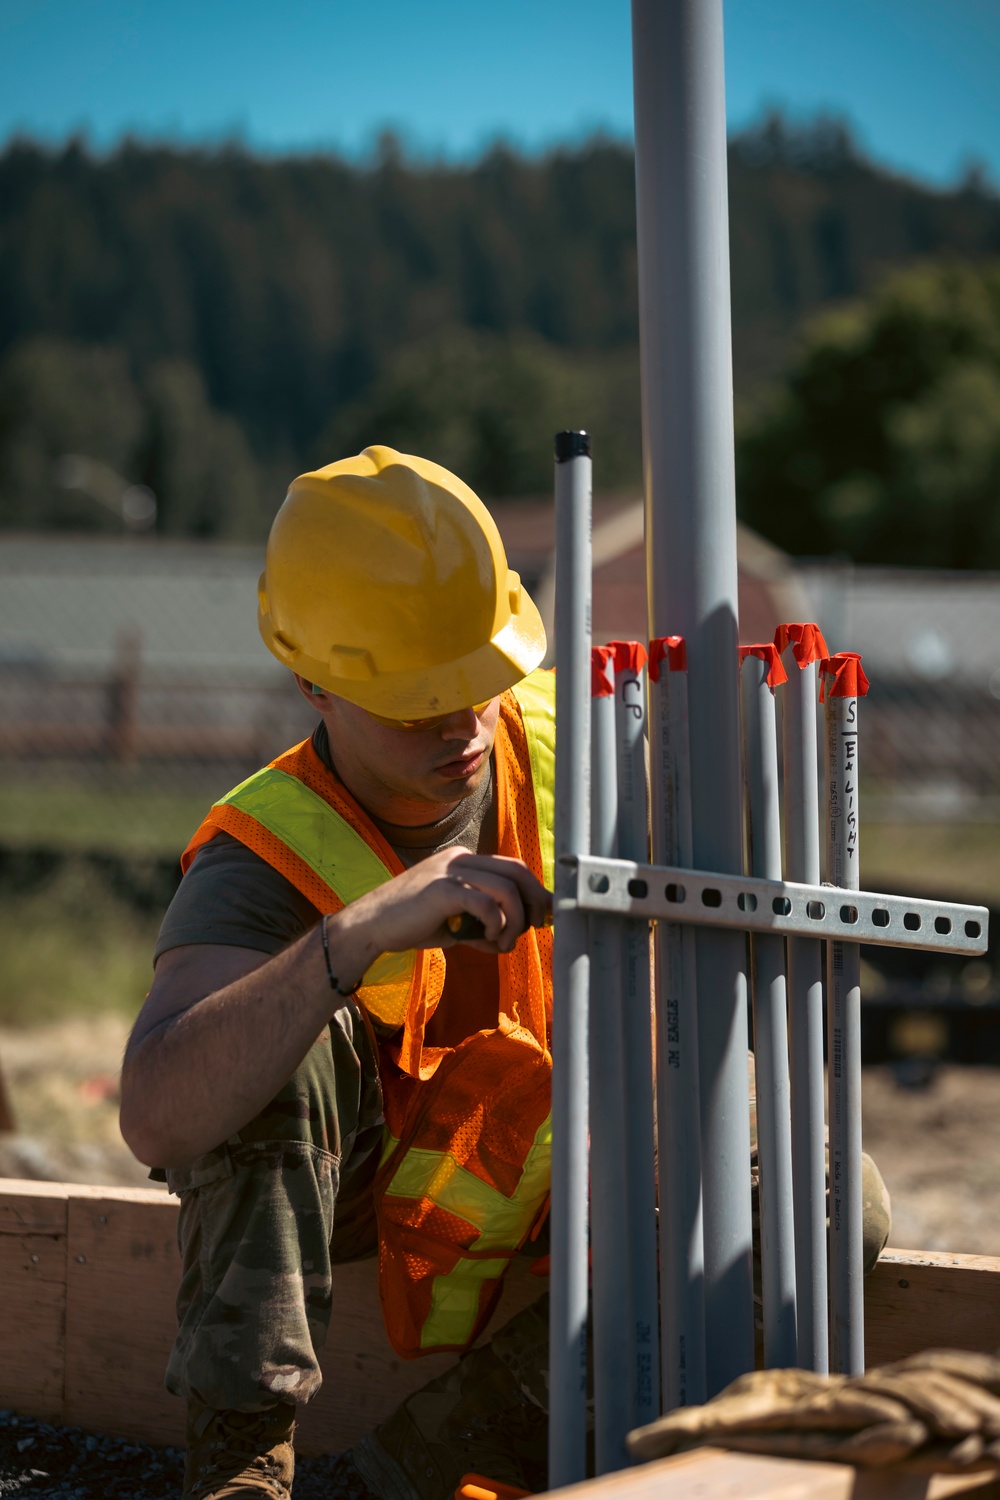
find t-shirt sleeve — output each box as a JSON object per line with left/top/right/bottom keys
{"left": 153, "top": 832, "right": 320, "bottom": 963}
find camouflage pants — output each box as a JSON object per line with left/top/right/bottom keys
{"left": 164, "top": 997, "right": 385, "bottom": 1412}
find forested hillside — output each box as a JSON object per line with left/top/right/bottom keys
{"left": 1, "top": 115, "right": 998, "bottom": 539}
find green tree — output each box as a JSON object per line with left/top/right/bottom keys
{"left": 0, "top": 337, "right": 269, "bottom": 537}
{"left": 138, "top": 359, "right": 266, "bottom": 539}
{"left": 0, "top": 338, "right": 145, "bottom": 529}
{"left": 736, "top": 261, "right": 1000, "bottom": 565}
{"left": 323, "top": 327, "right": 641, "bottom": 497}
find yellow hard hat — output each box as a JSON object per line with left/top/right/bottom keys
{"left": 258, "top": 445, "right": 547, "bottom": 718}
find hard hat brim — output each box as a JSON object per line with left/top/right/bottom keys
{"left": 261, "top": 585, "right": 547, "bottom": 718}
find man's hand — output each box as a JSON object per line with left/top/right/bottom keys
{"left": 120, "top": 852, "right": 550, "bottom": 1170}
{"left": 335, "top": 849, "right": 551, "bottom": 978}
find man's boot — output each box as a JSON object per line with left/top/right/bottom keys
{"left": 183, "top": 1401, "right": 296, "bottom": 1499}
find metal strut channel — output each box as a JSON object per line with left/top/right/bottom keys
{"left": 561, "top": 855, "right": 989, "bottom": 957}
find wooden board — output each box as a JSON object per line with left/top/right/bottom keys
{"left": 63, "top": 1188, "right": 185, "bottom": 1444}
{"left": 866, "top": 1251, "right": 1000, "bottom": 1368}
{"left": 0, "top": 1183, "right": 68, "bottom": 1422}
{"left": 554, "top": 1448, "right": 1000, "bottom": 1500}
{"left": 0, "top": 1176, "right": 71, "bottom": 1234}
{"left": 4, "top": 1174, "right": 1000, "bottom": 1477}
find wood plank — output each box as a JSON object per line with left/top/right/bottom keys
{"left": 0, "top": 1226, "right": 67, "bottom": 1421}
{"left": 556, "top": 1449, "right": 1000, "bottom": 1500}
{"left": 63, "top": 1190, "right": 184, "bottom": 1445}
{"left": 867, "top": 1249, "right": 1000, "bottom": 1367}
{"left": 926, "top": 1477, "right": 1000, "bottom": 1500}
{"left": 0, "top": 1177, "right": 69, "bottom": 1235}
{"left": 4, "top": 1175, "right": 997, "bottom": 1467}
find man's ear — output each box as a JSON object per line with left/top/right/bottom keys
{"left": 293, "top": 673, "right": 329, "bottom": 707}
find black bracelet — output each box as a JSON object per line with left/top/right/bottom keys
{"left": 321, "top": 913, "right": 361, "bottom": 997}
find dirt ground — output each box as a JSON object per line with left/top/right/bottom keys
{"left": 0, "top": 1015, "right": 155, "bottom": 1189}
{"left": 862, "top": 1064, "right": 1000, "bottom": 1256}
{"left": 1, "top": 1018, "right": 999, "bottom": 1257}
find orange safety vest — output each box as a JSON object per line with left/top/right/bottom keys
{"left": 181, "top": 668, "right": 556, "bottom": 1358}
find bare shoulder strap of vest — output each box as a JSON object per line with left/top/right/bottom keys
{"left": 509, "top": 667, "right": 556, "bottom": 892}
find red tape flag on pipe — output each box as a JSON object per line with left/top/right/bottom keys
{"left": 591, "top": 644, "right": 615, "bottom": 697}
{"left": 607, "top": 640, "right": 648, "bottom": 675}
{"left": 773, "top": 621, "right": 829, "bottom": 668}
{"left": 738, "top": 642, "right": 788, "bottom": 689}
{"left": 648, "top": 635, "right": 686, "bottom": 680}
{"left": 819, "top": 651, "right": 870, "bottom": 702}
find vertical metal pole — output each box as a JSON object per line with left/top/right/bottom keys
{"left": 550, "top": 430, "right": 593, "bottom": 1485}
{"left": 740, "top": 647, "right": 797, "bottom": 1369}
{"left": 589, "top": 647, "right": 632, "bottom": 1475}
{"left": 648, "top": 638, "right": 706, "bottom": 1411}
{"left": 777, "top": 624, "right": 829, "bottom": 1374}
{"left": 823, "top": 652, "right": 867, "bottom": 1375}
{"left": 632, "top": 0, "right": 754, "bottom": 1392}
{"left": 609, "top": 641, "right": 660, "bottom": 1429}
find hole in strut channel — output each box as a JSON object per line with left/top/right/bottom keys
{"left": 701, "top": 888, "right": 722, "bottom": 908}
{"left": 840, "top": 905, "right": 859, "bottom": 925}
{"left": 588, "top": 873, "right": 610, "bottom": 894}
{"left": 806, "top": 900, "right": 825, "bottom": 920}
{"left": 965, "top": 920, "right": 982, "bottom": 939}
{"left": 737, "top": 892, "right": 757, "bottom": 912}
{"left": 665, "top": 883, "right": 686, "bottom": 904}
{"left": 628, "top": 879, "right": 648, "bottom": 899}
{"left": 903, "top": 912, "right": 921, "bottom": 932}
{"left": 772, "top": 896, "right": 791, "bottom": 916}
{"left": 934, "top": 916, "right": 952, "bottom": 935}
{"left": 872, "top": 909, "right": 890, "bottom": 928}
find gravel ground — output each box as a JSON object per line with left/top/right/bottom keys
{"left": 0, "top": 1411, "right": 375, "bottom": 1499}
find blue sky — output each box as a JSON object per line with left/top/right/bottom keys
{"left": 1, "top": 0, "right": 997, "bottom": 186}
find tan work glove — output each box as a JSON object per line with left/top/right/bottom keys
{"left": 854, "top": 1352, "right": 1000, "bottom": 1471}
{"left": 627, "top": 1354, "right": 1000, "bottom": 1470}
{"left": 888, "top": 1349, "right": 1000, "bottom": 1396}
{"left": 627, "top": 1367, "right": 927, "bottom": 1466}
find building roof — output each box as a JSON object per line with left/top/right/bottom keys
{"left": 0, "top": 535, "right": 277, "bottom": 679}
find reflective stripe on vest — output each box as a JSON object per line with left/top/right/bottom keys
{"left": 382, "top": 1112, "right": 552, "bottom": 1348}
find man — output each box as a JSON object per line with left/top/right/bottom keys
{"left": 122, "top": 444, "right": 891, "bottom": 1500}
{"left": 121, "top": 446, "right": 558, "bottom": 1500}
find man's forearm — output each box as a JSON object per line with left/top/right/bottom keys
{"left": 120, "top": 917, "right": 369, "bottom": 1168}
{"left": 121, "top": 848, "right": 550, "bottom": 1169}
